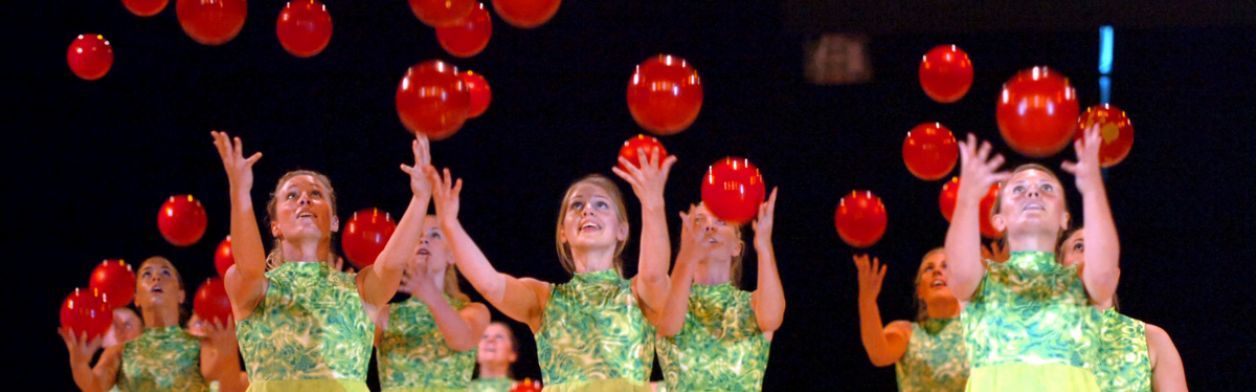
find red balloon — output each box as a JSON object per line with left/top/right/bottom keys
{"left": 158, "top": 195, "right": 208, "bottom": 247}
{"left": 919, "top": 44, "right": 973, "bottom": 103}
{"left": 701, "top": 157, "right": 766, "bottom": 225}
{"left": 1077, "top": 104, "right": 1134, "bottom": 168}
{"left": 409, "top": 0, "right": 475, "bottom": 28}
{"left": 996, "top": 66, "right": 1080, "bottom": 158}
{"left": 67, "top": 34, "right": 113, "bottom": 81}
{"left": 979, "top": 183, "right": 1002, "bottom": 239}
{"left": 61, "top": 288, "right": 113, "bottom": 342}
{"left": 627, "top": 54, "right": 703, "bottom": 135}
{"left": 834, "top": 190, "right": 888, "bottom": 248}
{"left": 176, "top": 0, "right": 248, "bottom": 46}
{"left": 193, "top": 277, "right": 233, "bottom": 324}
{"left": 461, "top": 70, "right": 492, "bottom": 118}
{"left": 617, "top": 134, "right": 668, "bottom": 172}
{"left": 123, "top": 0, "right": 169, "bottom": 17}
{"left": 214, "top": 236, "right": 235, "bottom": 277}
{"left": 276, "top": 0, "right": 333, "bottom": 58}
{"left": 342, "top": 208, "right": 397, "bottom": 269}
{"left": 939, "top": 176, "right": 959, "bottom": 221}
{"left": 491, "top": 0, "right": 560, "bottom": 29}
{"left": 89, "top": 259, "right": 136, "bottom": 308}
{"left": 902, "top": 122, "right": 958, "bottom": 180}
{"left": 437, "top": 3, "right": 492, "bottom": 58}
{"left": 396, "top": 60, "right": 471, "bottom": 140}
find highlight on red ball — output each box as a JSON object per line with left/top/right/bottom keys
{"left": 410, "top": 0, "right": 475, "bottom": 28}
{"left": 919, "top": 44, "right": 973, "bottom": 103}
{"left": 1077, "top": 103, "right": 1134, "bottom": 168}
{"left": 176, "top": 0, "right": 248, "bottom": 46}
{"left": 627, "top": 54, "right": 703, "bottom": 136}
{"left": 492, "top": 0, "right": 561, "bottom": 29}
{"left": 902, "top": 122, "right": 959, "bottom": 180}
{"left": 396, "top": 60, "right": 471, "bottom": 140}
{"left": 436, "top": 2, "right": 492, "bottom": 58}
{"left": 617, "top": 134, "right": 668, "bottom": 172}
{"left": 193, "top": 277, "right": 233, "bottom": 325}
{"left": 123, "top": 0, "right": 169, "bottom": 17}
{"left": 342, "top": 208, "right": 398, "bottom": 269}
{"left": 60, "top": 288, "right": 113, "bottom": 342}
{"left": 276, "top": 0, "right": 334, "bottom": 58}
{"left": 834, "top": 190, "right": 888, "bottom": 248}
{"left": 89, "top": 259, "right": 136, "bottom": 308}
{"left": 700, "top": 157, "right": 766, "bottom": 225}
{"left": 158, "top": 194, "right": 208, "bottom": 247}
{"left": 938, "top": 176, "right": 959, "bottom": 221}
{"left": 461, "top": 70, "right": 492, "bottom": 118}
{"left": 214, "top": 236, "right": 235, "bottom": 277}
{"left": 67, "top": 34, "right": 114, "bottom": 81}
{"left": 996, "top": 66, "right": 1079, "bottom": 158}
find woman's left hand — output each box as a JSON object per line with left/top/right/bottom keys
{"left": 752, "top": 187, "right": 779, "bottom": 249}
{"left": 611, "top": 147, "right": 678, "bottom": 209}
{"left": 1062, "top": 123, "right": 1104, "bottom": 194}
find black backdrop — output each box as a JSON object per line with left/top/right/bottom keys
{"left": 15, "top": 1, "right": 1255, "bottom": 390}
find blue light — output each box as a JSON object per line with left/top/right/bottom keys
{"left": 1099, "top": 76, "right": 1111, "bottom": 104}
{"left": 1099, "top": 25, "right": 1114, "bottom": 74}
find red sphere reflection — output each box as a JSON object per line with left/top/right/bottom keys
{"left": 193, "top": 278, "right": 233, "bottom": 324}
{"left": 902, "top": 122, "right": 958, "bottom": 180}
{"left": 396, "top": 60, "right": 471, "bottom": 140}
{"left": 1077, "top": 104, "right": 1134, "bottom": 167}
{"left": 158, "top": 195, "right": 208, "bottom": 247}
{"left": 436, "top": 2, "right": 492, "bottom": 58}
{"left": 276, "top": 0, "right": 333, "bottom": 58}
{"left": 919, "top": 44, "right": 973, "bottom": 103}
{"left": 617, "top": 134, "right": 668, "bottom": 172}
{"left": 996, "top": 66, "right": 1079, "bottom": 158}
{"left": 176, "top": 0, "right": 248, "bottom": 46}
{"left": 834, "top": 190, "right": 888, "bottom": 248}
{"left": 60, "top": 288, "right": 113, "bottom": 342}
{"left": 67, "top": 34, "right": 113, "bottom": 81}
{"left": 342, "top": 208, "right": 397, "bottom": 269}
{"left": 700, "top": 157, "right": 765, "bottom": 225}
{"left": 491, "top": 0, "right": 560, "bottom": 29}
{"left": 627, "top": 54, "right": 703, "bottom": 135}
{"left": 89, "top": 259, "right": 136, "bottom": 308}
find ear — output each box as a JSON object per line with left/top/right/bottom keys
{"left": 733, "top": 239, "right": 745, "bottom": 258}
{"left": 177, "top": 288, "right": 186, "bottom": 305}
{"left": 270, "top": 220, "right": 281, "bottom": 239}
{"left": 616, "top": 222, "right": 629, "bottom": 242}
{"left": 331, "top": 215, "right": 341, "bottom": 233}
{"left": 992, "top": 212, "right": 1007, "bottom": 233}
{"left": 1059, "top": 211, "right": 1071, "bottom": 232}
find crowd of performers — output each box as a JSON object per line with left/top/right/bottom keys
{"left": 58, "top": 127, "right": 1185, "bottom": 391}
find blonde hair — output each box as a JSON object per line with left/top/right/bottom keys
{"left": 264, "top": 170, "right": 339, "bottom": 269}
{"left": 912, "top": 247, "right": 946, "bottom": 321}
{"left": 444, "top": 264, "right": 470, "bottom": 302}
{"left": 554, "top": 174, "right": 629, "bottom": 275}
{"left": 729, "top": 224, "right": 746, "bottom": 288}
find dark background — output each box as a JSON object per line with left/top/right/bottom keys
{"left": 15, "top": 1, "right": 1255, "bottom": 390}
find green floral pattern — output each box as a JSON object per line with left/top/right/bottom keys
{"left": 236, "top": 261, "right": 374, "bottom": 383}
{"left": 117, "top": 326, "right": 208, "bottom": 392}
{"left": 895, "top": 318, "right": 968, "bottom": 392}
{"left": 1096, "top": 309, "right": 1151, "bottom": 391}
{"left": 468, "top": 377, "right": 515, "bottom": 392}
{"left": 656, "top": 283, "right": 769, "bottom": 391}
{"left": 377, "top": 295, "right": 476, "bottom": 391}
{"left": 536, "top": 270, "right": 654, "bottom": 390}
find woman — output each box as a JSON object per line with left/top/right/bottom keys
{"left": 59, "top": 256, "right": 242, "bottom": 391}
{"left": 655, "top": 196, "right": 784, "bottom": 391}
{"left": 426, "top": 149, "right": 677, "bottom": 391}
{"left": 470, "top": 321, "right": 520, "bottom": 392}
{"left": 854, "top": 249, "right": 967, "bottom": 391}
{"left": 372, "top": 216, "right": 490, "bottom": 391}
{"left": 945, "top": 126, "right": 1118, "bottom": 391}
{"left": 211, "top": 131, "right": 432, "bottom": 390}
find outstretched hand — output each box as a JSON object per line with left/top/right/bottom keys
{"left": 1062, "top": 123, "right": 1104, "bottom": 195}
{"left": 853, "top": 254, "right": 887, "bottom": 302}
{"left": 956, "top": 133, "right": 1010, "bottom": 202}
{"left": 211, "top": 131, "right": 263, "bottom": 193}
{"left": 611, "top": 147, "right": 678, "bottom": 209}
{"left": 399, "top": 134, "right": 434, "bottom": 198}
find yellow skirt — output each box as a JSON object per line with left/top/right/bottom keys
{"left": 543, "top": 378, "right": 650, "bottom": 392}
{"left": 966, "top": 363, "right": 1099, "bottom": 392}
{"left": 246, "top": 379, "right": 370, "bottom": 392}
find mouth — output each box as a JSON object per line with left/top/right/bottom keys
{"left": 151, "top": 285, "right": 164, "bottom": 294}
{"left": 579, "top": 221, "right": 601, "bottom": 233}
{"left": 297, "top": 210, "right": 316, "bottom": 220}
{"left": 417, "top": 248, "right": 430, "bottom": 256}
{"left": 1021, "top": 202, "right": 1044, "bottom": 213}
{"left": 930, "top": 279, "right": 946, "bottom": 288}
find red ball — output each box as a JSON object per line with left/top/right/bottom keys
{"left": 89, "top": 259, "right": 136, "bottom": 308}
{"left": 437, "top": 3, "right": 492, "bottom": 58}
{"left": 342, "top": 208, "right": 397, "bottom": 269}
{"left": 461, "top": 70, "right": 492, "bottom": 118}
{"left": 617, "top": 134, "right": 668, "bottom": 172}
{"left": 1077, "top": 104, "right": 1134, "bottom": 168}
{"left": 193, "top": 277, "right": 233, "bottom": 324}
{"left": 396, "top": 60, "right": 471, "bottom": 140}
{"left": 996, "top": 66, "right": 1080, "bottom": 158}
{"left": 123, "top": 0, "right": 169, "bottom": 17}
{"left": 627, "top": 54, "right": 703, "bottom": 135}
{"left": 491, "top": 0, "right": 560, "bottom": 29}
{"left": 60, "top": 288, "right": 113, "bottom": 342}
{"left": 979, "top": 182, "right": 1002, "bottom": 239}
{"left": 919, "top": 44, "right": 973, "bottom": 103}
{"left": 276, "top": 0, "right": 333, "bottom": 58}
{"left": 938, "top": 176, "right": 959, "bottom": 222}
{"left": 67, "top": 34, "right": 113, "bottom": 81}
{"left": 176, "top": 0, "right": 247, "bottom": 46}
{"left": 409, "top": 0, "right": 475, "bottom": 28}
{"left": 902, "top": 122, "right": 958, "bottom": 180}
{"left": 834, "top": 190, "right": 888, "bottom": 248}
{"left": 509, "top": 378, "right": 543, "bottom": 392}
{"left": 158, "top": 195, "right": 208, "bottom": 247}
{"left": 701, "top": 157, "right": 766, "bottom": 225}
{"left": 214, "top": 236, "right": 235, "bottom": 277}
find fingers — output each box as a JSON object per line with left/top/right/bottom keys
{"left": 245, "top": 152, "right": 262, "bottom": 166}
{"left": 610, "top": 165, "right": 635, "bottom": 186}
{"left": 1061, "top": 160, "right": 1078, "bottom": 174}
{"left": 660, "top": 155, "right": 679, "bottom": 177}
{"left": 452, "top": 178, "right": 463, "bottom": 197}
{"left": 233, "top": 137, "right": 244, "bottom": 159}
{"left": 400, "top": 164, "right": 413, "bottom": 175}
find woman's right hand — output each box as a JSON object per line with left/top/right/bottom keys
{"left": 955, "top": 133, "right": 1010, "bottom": 203}
{"left": 58, "top": 327, "right": 102, "bottom": 366}
{"left": 211, "top": 131, "right": 263, "bottom": 194}
{"left": 427, "top": 167, "right": 463, "bottom": 227}
{"left": 853, "top": 254, "right": 886, "bottom": 303}
{"left": 674, "top": 204, "right": 704, "bottom": 266}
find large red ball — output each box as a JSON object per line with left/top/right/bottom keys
{"left": 617, "top": 134, "right": 668, "bottom": 172}
{"left": 461, "top": 70, "right": 492, "bottom": 118}
{"left": 89, "top": 259, "right": 136, "bottom": 308}
{"left": 60, "top": 288, "right": 113, "bottom": 342}
{"left": 491, "top": 0, "right": 560, "bottom": 29}
{"left": 834, "top": 190, "right": 888, "bottom": 248}
{"left": 176, "top": 0, "right": 248, "bottom": 46}
{"left": 1077, "top": 104, "right": 1134, "bottom": 168}
{"left": 627, "top": 54, "right": 703, "bottom": 135}
{"left": 700, "top": 157, "right": 765, "bottom": 225}
{"left": 67, "top": 34, "right": 113, "bottom": 81}
{"left": 996, "top": 66, "right": 1080, "bottom": 158}
{"left": 409, "top": 0, "right": 475, "bottom": 28}
{"left": 158, "top": 195, "right": 208, "bottom": 247}
{"left": 276, "top": 0, "right": 333, "bottom": 58}
{"left": 437, "top": 2, "right": 492, "bottom": 58}
{"left": 342, "top": 208, "right": 397, "bottom": 269}
{"left": 919, "top": 44, "right": 973, "bottom": 103}
{"left": 193, "top": 278, "right": 233, "bottom": 324}
{"left": 214, "top": 236, "right": 235, "bottom": 277}
{"left": 396, "top": 60, "right": 471, "bottom": 140}
{"left": 902, "top": 122, "right": 958, "bottom": 180}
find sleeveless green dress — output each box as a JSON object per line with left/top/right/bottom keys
{"left": 236, "top": 261, "right": 374, "bottom": 391}
{"left": 962, "top": 251, "right": 1103, "bottom": 391}
{"left": 467, "top": 377, "right": 515, "bottom": 392}
{"left": 377, "top": 294, "right": 477, "bottom": 392}
{"left": 1096, "top": 309, "right": 1152, "bottom": 391}
{"left": 894, "top": 317, "right": 968, "bottom": 392}
{"left": 536, "top": 270, "right": 655, "bottom": 391}
{"left": 656, "top": 282, "right": 770, "bottom": 391}
{"left": 117, "top": 326, "right": 208, "bottom": 391}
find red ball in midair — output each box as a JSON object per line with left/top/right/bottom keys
{"left": 461, "top": 70, "right": 492, "bottom": 118}
{"left": 617, "top": 134, "right": 668, "bottom": 172}
{"left": 627, "top": 54, "right": 703, "bottom": 135}
{"left": 996, "top": 66, "right": 1079, "bottom": 158}
{"left": 67, "top": 34, "right": 113, "bottom": 81}
{"left": 60, "top": 288, "right": 113, "bottom": 342}
{"left": 902, "top": 122, "right": 958, "bottom": 180}
{"left": 193, "top": 277, "right": 233, "bottom": 324}
{"left": 1076, "top": 104, "right": 1134, "bottom": 168}
{"left": 342, "top": 208, "right": 397, "bottom": 269}
{"left": 919, "top": 44, "right": 973, "bottom": 103}
{"left": 700, "top": 157, "right": 766, "bottom": 225}
{"left": 491, "top": 0, "right": 560, "bottom": 29}
{"left": 214, "top": 236, "right": 235, "bottom": 277}
{"left": 276, "top": 0, "right": 333, "bottom": 58}
{"left": 176, "top": 0, "right": 248, "bottom": 46}
{"left": 158, "top": 195, "right": 208, "bottom": 247}
{"left": 396, "top": 60, "right": 471, "bottom": 140}
{"left": 436, "top": 2, "right": 492, "bottom": 58}
{"left": 89, "top": 259, "right": 136, "bottom": 308}
{"left": 834, "top": 190, "right": 888, "bottom": 248}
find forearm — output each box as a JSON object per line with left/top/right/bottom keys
{"left": 68, "top": 359, "right": 103, "bottom": 392}
{"left": 228, "top": 189, "right": 267, "bottom": 280}
{"left": 945, "top": 195, "right": 984, "bottom": 300}
{"left": 636, "top": 203, "right": 671, "bottom": 307}
{"left": 657, "top": 258, "right": 695, "bottom": 336}
{"left": 364, "top": 196, "right": 429, "bottom": 305}
{"left": 442, "top": 219, "right": 506, "bottom": 302}
{"left": 1082, "top": 187, "right": 1120, "bottom": 303}
{"left": 752, "top": 242, "right": 785, "bottom": 332}
{"left": 420, "top": 294, "right": 478, "bottom": 351}
{"left": 857, "top": 298, "right": 897, "bottom": 366}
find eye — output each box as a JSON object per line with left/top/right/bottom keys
{"left": 1012, "top": 185, "right": 1025, "bottom": 194}
{"left": 310, "top": 190, "right": 322, "bottom": 198}
{"left": 161, "top": 269, "right": 172, "bottom": 277}
{"left": 569, "top": 201, "right": 584, "bottom": 210}
{"left": 141, "top": 271, "right": 151, "bottom": 278}
{"left": 594, "top": 200, "right": 610, "bottom": 210}
{"left": 1072, "top": 242, "right": 1084, "bottom": 252}
{"left": 1040, "top": 183, "right": 1055, "bottom": 193}
{"left": 286, "top": 192, "right": 297, "bottom": 200}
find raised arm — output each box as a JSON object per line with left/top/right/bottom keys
{"left": 945, "top": 134, "right": 1010, "bottom": 301}
{"left": 1062, "top": 125, "right": 1120, "bottom": 306}
{"left": 198, "top": 316, "right": 245, "bottom": 384}
{"left": 853, "top": 255, "right": 911, "bottom": 367}
{"left": 612, "top": 148, "right": 678, "bottom": 322}
{"left": 658, "top": 205, "right": 702, "bottom": 337}
{"left": 211, "top": 131, "right": 270, "bottom": 322}
{"left": 407, "top": 261, "right": 490, "bottom": 351}
{"left": 751, "top": 188, "right": 785, "bottom": 336}
{"left": 58, "top": 328, "right": 117, "bottom": 392}
{"left": 357, "top": 135, "right": 433, "bottom": 307}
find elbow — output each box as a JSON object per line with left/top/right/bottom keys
{"left": 658, "top": 319, "right": 683, "bottom": 337}
{"left": 868, "top": 354, "right": 896, "bottom": 368}
{"left": 447, "top": 336, "right": 477, "bottom": 352}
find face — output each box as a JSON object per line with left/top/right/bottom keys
{"left": 559, "top": 182, "right": 628, "bottom": 251}
{"left": 1060, "top": 229, "right": 1085, "bottom": 267}
{"left": 994, "top": 169, "right": 1069, "bottom": 235}
{"left": 270, "top": 174, "right": 338, "bottom": 243}
{"left": 477, "top": 322, "right": 517, "bottom": 365}
{"left": 916, "top": 251, "right": 954, "bottom": 302}
{"left": 415, "top": 216, "right": 451, "bottom": 272}
{"left": 135, "top": 258, "right": 184, "bottom": 310}
{"left": 691, "top": 204, "right": 743, "bottom": 263}
{"left": 112, "top": 307, "right": 142, "bottom": 341}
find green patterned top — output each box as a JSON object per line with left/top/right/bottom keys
{"left": 656, "top": 283, "right": 770, "bottom": 391}
{"left": 377, "top": 294, "right": 477, "bottom": 391}
{"left": 1096, "top": 309, "right": 1151, "bottom": 392}
{"left": 236, "top": 261, "right": 375, "bottom": 382}
{"left": 895, "top": 317, "right": 968, "bottom": 392}
{"left": 468, "top": 377, "right": 515, "bottom": 392}
{"left": 536, "top": 269, "right": 655, "bottom": 390}
{"left": 963, "top": 251, "right": 1102, "bottom": 369}
{"left": 117, "top": 326, "right": 208, "bottom": 392}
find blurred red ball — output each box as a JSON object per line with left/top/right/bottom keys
{"left": 701, "top": 157, "right": 765, "bottom": 225}
{"left": 193, "top": 277, "right": 232, "bottom": 324}
{"left": 834, "top": 190, "right": 888, "bottom": 248}
{"left": 436, "top": 2, "right": 492, "bottom": 58}
{"left": 617, "top": 134, "right": 668, "bottom": 172}
{"left": 409, "top": 0, "right": 474, "bottom": 28}
{"left": 396, "top": 60, "right": 471, "bottom": 140}
{"left": 491, "top": 0, "right": 560, "bottom": 29}
{"left": 89, "top": 259, "right": 136, "bottom": 308}
{"left": 158, "top": 195, "right": 208, "bottom": 247}
{"left": 509, "top": 378, "right": 543, "bottom": 392}
{"left": 1077, "top": 103, "right": 1134, "bottom": 167}
{"left": 627, "top": 54, "right": 703, "bottom": 135}
{"left": 996, "top": 66, "right": 1079, "bottom": 158}
{"left": 902, "top": 122, "right": 958, "bottom": 180}
{"left": 176, "top": 0, "right": 248, "bottom": 46}
{"left": 276, "top": 0, "right": 333, "bottom": 58}
{"left": 60, "top": 288, "right": 113, "bottom": 342}
{"left": 342, "top": 208, "right": 397, "bottom": 269}
{"left": 123, "top": 0, "right": 169, "bottom": 16}
{"left": 67, "top": 34, "right": 113, "bottom": 81}
{"left": 979, "top": 183, "right": 1002, "bottom": 239}
{"left": 939, "top": 176, "right": 959, "bottom": 222}
{"left": 919, "top": 44, "right": 973, "bottom": 103}
{"left": 461, "top": 70, "right": 492, "bottom": 118}
{"left": 214, "top": 236, "right": 235, "bottom": 277}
